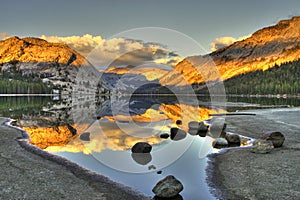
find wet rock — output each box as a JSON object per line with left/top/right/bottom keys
{"left": 198, "top": 122, "right": 209, "bottom": 133}
{"left": 131, "top": 153, "right": 152, "bottom": 165}
{"left": 157, "top": 170, "right": 162, "bottom": 174}
{"left": 131, "top": 142, "right": 152, "bottom": 153}
{"left": 212, "top": 138, "right": 228, "bottom": 148}
{"left": 251, "top": 139, "right": 274, "bottom": 154}
{"left": 176, "top": 120, "right": 182, "bottom": 125}
{"left": 188, "top": 121, "right": 199, "bottom": 129}
{"left": 148, "top": 165, "right": 156, "bottom": 170}
{"left": 79, "top": 132, "right": 90, "bottom": 141}
{"left": 261, "top": 131, "right": 285, "bottom": 148}
{"left": 225, "top": 133, "right": 241, "bottom": 144}
{"left": 210, "top": 118, "right": 226, "bottom": 138}
{"left": 152, "top": 175, "right": 183, "bottom": 198}
{"left": 188, "top": 129, "right": 199, "bottom": 136}
{"left": 170, "top": 128, "right": 187, "bottom": 141}
{"left": 160, "top": 133, "right": 170, "bottom": 139}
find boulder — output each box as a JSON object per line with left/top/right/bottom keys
{"left": 225, "top": 133, "right": 241, "bottom": 144}
{"left": 261, "top": 131, "right": 285, "bottom": 148}
{"left": 131, "top": 142, "right": 152, "bottom": 153}
{"left": 160, "top": 133, "right": 170, "bottom": 139}
{"left": 152, "top": 175, "right": 184, "bottom": 198}
{"left": 251, "top": 139, "right": 274, "bottom": 154}
{"left": 212, "top": 138, "right": 228, "bottom": 148}
{"left": 79, "top": 132, "right": 90, "bottom": 141}
{"left": 170, "top": 128, "right": 187, "bottom": 141}
{"left": 131, "top": 153, "right": 152, "bottom": 165}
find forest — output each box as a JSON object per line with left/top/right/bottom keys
{"left": 196, "top": 59, "right": 300, "bottom": 95}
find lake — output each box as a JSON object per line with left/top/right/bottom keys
{"left": 1, "top": 95, "right": 299, "bottom": 199}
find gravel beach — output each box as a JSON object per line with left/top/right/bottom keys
{"left": 0, "top": 118, "right": 150, "bottom": 200}
{"left": 207, "top": 107, "right": 300, "bottom": 200}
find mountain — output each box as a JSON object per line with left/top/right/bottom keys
{"left": 0, "top": 36, "right": 94, "bottom": 94}
{"left": 160, "top": 16, "right": 300, "bottom": 86}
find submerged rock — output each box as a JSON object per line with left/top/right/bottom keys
{"left": 152, "top": 175, "right": 184, "bottom": 198}
{"left": 261, "top": 131, "right": 285, "bottom": 148}
{"left": 170, "top": 128, "right": 187, "bottom": 141}
{"left": 79, "top": 132, "right": 90, "bottom": 141}
{"left": 131, "top": 153, "right": 152, "bottom": 165}
{"left": 251, "top": 139, "right": 274, "bottom": 154}
{"left": 131, "top": 142, "right": 152, "bottom": 153}
{"left": 160, "top": 133, "right": 170, "bottom": 139}
{"left": 212, "top": 138, "right": 228, "bottom": 148}
{"left": 176, "top": 120, "right": 182, "bottom": 125}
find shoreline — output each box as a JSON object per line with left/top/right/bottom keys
{"left": 206, "top": 107, "right": 300, "bottom": 199}
{"left": 0, "top": 117, "right": 151, "bottom": 200}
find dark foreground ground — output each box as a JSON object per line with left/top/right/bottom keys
{"left": 207, "top": 107, "right": 300, "bottom": 200}
{"left": 0, "top": 118, "right": 150, "bottom": 200}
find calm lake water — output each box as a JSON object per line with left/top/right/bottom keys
{"left": 1, "top": 95, "right": 299, "bottom": 199}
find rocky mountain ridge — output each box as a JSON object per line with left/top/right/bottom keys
{"left": 160, "top": 16, "right": 300, "bottom": 86}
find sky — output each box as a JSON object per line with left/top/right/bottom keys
{"left": 1, "top": 0, "right": 300, "bottom": 53}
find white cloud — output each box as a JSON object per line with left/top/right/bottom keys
{"left": 210, "top": 34, "right": 251, "bottom": 52}
{"left": 0, "top": 32, "right": 9, "bottom": 41}
{"left": 41, "top": 34, "right": 182, "bottom": 69}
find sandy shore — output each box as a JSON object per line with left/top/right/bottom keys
{"left": 207, "top": 107, "right": 300, "bottom": 200}
{"left": 0, "top": 118, "right": 150, "bottom": 200}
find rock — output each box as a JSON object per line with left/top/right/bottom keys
{"left": 170, "top": 128, "right": 187, "bottom": 141}
{"left": 251, "top": 139, "right": 274, "bottom": 154}
{"left": 96, "top": 116, "right": 101, "bottom": 120}
{"left": 198, "top": 131, "right": 207, "bottom": 137}
{"left": 176, "top": 120, "right": 182, "bottom": 125}
{"left": 152, "top": 175, "right": 184, "bottom": 198}
{"left": 261, "top": 131, "right": 285, "bottom": 148}
{"left": 210, "top": 118, "right": 226, "bottom": 138}
{"left": 225, "top": 133, "right": 241, "bottom": 144}
{"left": 157, "top": 170, "right": 162, "bottom": 174}
{"left": 67, "top": 124, "right": 77, "bottom": 136}
{"left": 160, "top": 133, "right": 170, "bottom": 139}
{"left": 188, "top": 129, "right": 199, "bottom": 136}
{"left": 198, "top": 122, "right": 209, "bottom": 133}
{"left": 79, "top": 132, "right": 90, "bottom": 141}
{"left": 188, "top": 121, "right": 199, "bottom": 129}
{"left": 212, "top": 138, "right": 228, "bottom": 148}
{"left": 131, "top": 153, "right": 152, "bottom": 165}
{"left": 131, "top": 142, "right": 152, "bottom": 153}
{"left": 148, "top": 165, "right": 156, "bottom": 170}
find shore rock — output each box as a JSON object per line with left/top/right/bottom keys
{"left": 131, "top": 142, "right": 152, "bottom": 153}
{"left": 79, "top": 132, "right": 90, "bottom": 141}
{"left": 210, "top": 118, "right": 226, "bottom": 138}
{"left": 251, "top": 139, "right": 274, "bottom": 154}
{"left": 225, "top": 133, "right": 241, "bottom": 144}
{"left": 261, "top": 131, "right": 285, "bottom": 148}
{"left": 152, "top": 175, "right": 183, "bottom": 198}
{"left": 170, "top": 128, "right": 187, "bottom": 141}
{"left": 212, "top": 138, "right": 228, "bottom": 148}
{"left": 188, "top": 121, "right": 199, "bottom": 129}
{"left": 176, "top": 120, "right": 182, "bottom": 125}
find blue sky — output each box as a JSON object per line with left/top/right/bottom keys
{"left": 1, "top": 0, "right": 300, "bottom": 52}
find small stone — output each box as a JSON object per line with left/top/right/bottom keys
{"left": 212, "top": 138, "right": 228, "bottom": 148}
{"left": 148, "top": 165, "right": 156, "bottom": 170}
{"left": 79, "top": 132, "right": 90, "bottom": 141}
{"left": 152, "top": 175, "right": 184, "bottom": 198}
{"left": 160, "top": 133, "right": 170, "bottom": 139}
{"left": 96, "top": 116, "right": 101, "bottom": 120}
{"left": 131, "top": 142, "right": 152, "bottom": 153}
{"left": 261, "top": 131, "right": 285, "bottom": 148}
{"left": 188, "top": 129, "right": 199, "bottom": 135}
{"left": 157, "top": 170, "right": 162, "bottom": 174}
{"left": 251, "top": 139, "right": 274, "bottom": 154}
{"left": 170, "top": 128, "right": 187, "bottom": 141}
{"left": 176, "top": 120, "right": 182, "bottom": 125}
